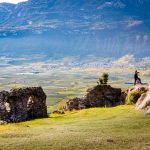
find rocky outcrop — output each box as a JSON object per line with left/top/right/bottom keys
{"left": 59, "top": 84, "right": 150, "bottom": 115}
{"left": 124, "top": 84, "right": 150, "bottom": 115}
{"left": 0, "top": 87, "right": 47, "bottom": 123}
{"left": 135, "top": 85, "right": 150, "bottom": 115}
{"left": 86, "top": 85, "right": 123, "bottom": 107}
{"left": 65, "top": 98, "right": 88, "bottom": 111}
{"left": 64, "top": 85, "right": 124, "bottom": 111}
{"left": 127, "top": 85, "right": 148, "bottom": 96}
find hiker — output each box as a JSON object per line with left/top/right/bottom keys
{"left": 134, "top": 70, "right": 141, "bottom": 85}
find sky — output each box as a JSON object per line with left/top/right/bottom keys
{"left": 0, "top": 0, "right": 28, "bottom": 4}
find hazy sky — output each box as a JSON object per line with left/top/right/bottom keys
{"left": 0, "top": 0, "right": 28, "bottom": 4}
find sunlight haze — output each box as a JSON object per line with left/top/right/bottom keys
{"left": 0, "top": 0, "right": 28, "bottom": 4}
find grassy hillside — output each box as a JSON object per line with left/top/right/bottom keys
{"left": 0, "top": 105, "right": 150, "bottom": 150}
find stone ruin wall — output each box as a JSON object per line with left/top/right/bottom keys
{"left": 0, "top": 87, "right": 47, "bottom": 123}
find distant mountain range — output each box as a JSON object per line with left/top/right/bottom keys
{"left": 0, "top": 0, "right": 150, "bottom": 58}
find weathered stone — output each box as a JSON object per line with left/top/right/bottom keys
{"left": 134, "top": 85, "right": 150, "bottom": 115}
{"left": 120, "top": 90, "right": 128, "bottom": 104}
{"left": 0, "top": 87, "right": 47, "bottom": 123}
{"left": 65, "top": 97, "right": 87, "bottom": 111}
{"left": 53, "top": 110, "right": 65, "bottom": 114}
{"left": 65, "top": 85, "right": 123, "bottom": 111}
{"left": 85, "top": 85, "right": 122, "bottom": 107}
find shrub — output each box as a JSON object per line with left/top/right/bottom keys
{"left": 126, "top": 91, "right": 144, "bottom": 105}
{"left": 97, "top": 73, "right": 109, "bottom": 85}
{"left": 57, "top": 96, "right": 75, "bottom": 110}
{"left": 57, "top": 100, "right": 67, "bottom": 110}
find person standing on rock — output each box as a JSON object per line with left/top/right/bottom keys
{"left": 134, "top": 70, "right": 141, "bottom": 85}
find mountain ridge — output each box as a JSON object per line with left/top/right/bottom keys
{"left": 0, "top": 0, "right": 150, "bottom": 57}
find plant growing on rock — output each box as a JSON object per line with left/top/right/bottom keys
{"left": 126, "top": 91, "right": 144, "bottom": 105}
{"left": 97, "top": 73, "right": 109, "bottom": 85}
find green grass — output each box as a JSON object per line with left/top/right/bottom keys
{"left": 0, "top": 105, "right": 150, "bottom": 150}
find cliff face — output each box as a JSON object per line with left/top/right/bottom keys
{"left": 0, "top": 87, "right": 47, "bottom": 124}
{"left": 65, "top": 85, "right": 124, "bottom": 111}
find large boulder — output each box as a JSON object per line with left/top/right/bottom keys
{"left": 85, "top": 85, "right": 122, "bottom": 107}
{"left": 65, "top": 97, "right": 88, "bottom": 111}
{"left": 64, "top": 85, "right": 123, "bottom": 111}
{"left": 0, "top": 87, "right": 47, "bottom": 123}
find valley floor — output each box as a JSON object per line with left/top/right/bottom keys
{"left": 0, "top": 105, "right": 150, "bottom": 150}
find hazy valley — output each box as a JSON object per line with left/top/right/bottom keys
{"left": 0, "top": 54, "right": 150, "bottom": 107}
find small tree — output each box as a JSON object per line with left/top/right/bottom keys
{"left": 97, "top": 73, "right": 109, "bottom": 85}
{"left": 102, "top": 73, "right": 109, "bottom": 84}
